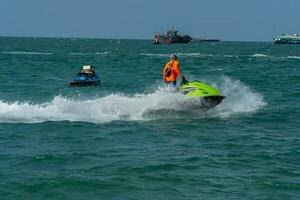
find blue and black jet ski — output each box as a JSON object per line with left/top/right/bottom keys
{"left": 69, "top": 65, "right": 101, "bottom": 87}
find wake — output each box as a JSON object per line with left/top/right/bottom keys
{"left": 0, "top": 78, "right": 266, "bottom": 123}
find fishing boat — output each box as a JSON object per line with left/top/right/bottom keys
{"left": 153, "top": 30, "right": 192, "bottom": 44}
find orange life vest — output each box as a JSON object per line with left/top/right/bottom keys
{"left": 163, "top": 60, "right": 181, "bottom": 82}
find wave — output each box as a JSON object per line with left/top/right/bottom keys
{"left": 140, "top": 53, "right": 212, "bottom": 57}
{"left": 0, "top": 51, "right": 111, "bottom": 56}
{"left": 287, "top": 56, "right": 300, "bottom": 60}
{"left": 224, "top": 55, "right": 239, "bottom": 58}
{"left": 251, "top": 54, "right": 268, "bottom": 57}
{"left": 249, "top": 55, "right": 300, "bottom": 60}
{"left": 142, "top": 52, "right": 295, "bottom": 60}
{"left": 69, "top": 52, "right": 110, "bottom": 56}
{"left": 141, "top": 53, "right": 242, "bottom": 58}
{"left": 0, "top": 78, "right": 266, "bottom": 124}
{"left": 0, "top": 51, "right": 53, "bottom": 55}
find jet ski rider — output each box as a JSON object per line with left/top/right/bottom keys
{"left": 80, "top": 65, "right": 95, "bottom": 77}
{"left": 163, "top": 54, "right": 184, "bottom": 87}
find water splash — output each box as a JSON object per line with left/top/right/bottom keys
{"left": 0, "top": 78, "right": 266, "bottom": 123}
{"left": 213, "top": 77, "right": 266, "bottom": 117}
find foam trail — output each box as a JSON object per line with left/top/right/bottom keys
{"left": 69, "top": 52, "right": 110, "bottom": 56}
{"left": 0, "top": 78, "right": 266, "bottom": 123}
{"left": 140, "top": 53, "right": 211, "bottom": 57}
{"left": 0, "top": 51, "right": 53, "bottom": 55}
{"left": 0, "top": 91, "right": 186, "bottom": 123}
{"left": 287, "top": 56, "right": 300, "bottom": 60}
{"left": 251, "top": 54, "right": 268, "bottom": 57}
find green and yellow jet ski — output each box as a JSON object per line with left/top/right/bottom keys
{"left": 179, "top": 77, "right": 225, "bottom": 110}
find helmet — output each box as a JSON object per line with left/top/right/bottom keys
{"left": 83, "top": 65, "right": 92, "bottom": 70}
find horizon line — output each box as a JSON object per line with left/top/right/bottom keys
{"left": 0, "top": 35, "right": 273, "bottom": 43}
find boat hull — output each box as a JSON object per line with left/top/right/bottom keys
{"left": 164, "top": 35, "right": 192, "bottom": 44}
{"left": 274, "top": 40, "right": 300, "bottom": 44}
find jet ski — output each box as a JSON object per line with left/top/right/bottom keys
{"left": 69, "top": 65, "right": 101, "bottom": 87}
{"left": 179, "top": 77, "right": 225, "bottom": 110}
{"left": 69, "top": 73, "right": 101, "bottom": 86}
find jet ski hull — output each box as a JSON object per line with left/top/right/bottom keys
{"left": 69, "top": 73, "right": 101, "bottom": 87}
{"left": 194, "top": 95, "right": 225, "bottom": 110}
{"left": 69, "top": 79, "right": 101, "bottom": 87}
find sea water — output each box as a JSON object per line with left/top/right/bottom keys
{"left": 0, "top": 37, "right": 299, "bottom": 199}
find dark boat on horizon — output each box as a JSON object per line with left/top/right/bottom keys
{"left": 153, "top": 30, "right": 192, "bottom": 44}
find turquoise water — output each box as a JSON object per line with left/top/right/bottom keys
{"left": 0, "top": 37, "right": 299, "bottom": 199}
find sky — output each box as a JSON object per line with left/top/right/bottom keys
{"left": 0, "top": 0, "right": 299, "bottom": 41}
